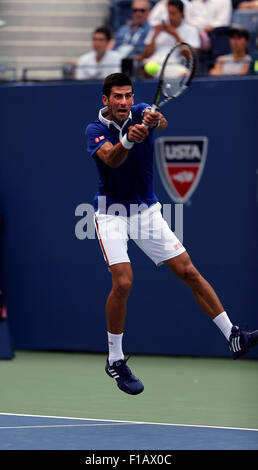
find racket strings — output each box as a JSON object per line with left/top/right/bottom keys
{"left": 162, "top": 44, "right": 194, "bottom": 98}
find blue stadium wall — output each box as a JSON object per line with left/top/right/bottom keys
{"left": 0, "top": 76, "right": 257, "bottom": 358}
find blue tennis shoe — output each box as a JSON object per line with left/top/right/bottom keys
{"left": 229, "top": 326, "right": 258, "bottom": 359}
{"left": 105, "top": 357, "right": 144, "bottom": 395}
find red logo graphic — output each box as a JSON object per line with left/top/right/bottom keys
{"left": 155, "top": 137, "right": 208, "bottom": 203}
{"left": 167, "top": 166, "right": 200, "bottom": 199}
{"left": 95, "top": 135, "right": 105, "bottom": 144}
{"left": 173, "top": 241, "right": 183, "bottom": 251}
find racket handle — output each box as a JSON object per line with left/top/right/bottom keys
{"left": 142, "top": 104, "right": 159, "bottom": 128}
{"left": 151, "top": 104, "right": 158, "bottom": 112}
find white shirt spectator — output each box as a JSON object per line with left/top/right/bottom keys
{"left": 148, "top": 0, "right": 190, "bottom": 26}
{"left": 185, "top": 0, "right": 232, "bottom": 30}
{"left": 144, "top": 19, "right": 200, "bottom": 63}
{"left": 148, "top": 0, "right": 232, "bottom": 30}
{"left": 76, "top": 50, "right": 121, "bottom": 80}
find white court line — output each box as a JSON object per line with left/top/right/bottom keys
{"left": 0, "top": 412, "right": 258, "bottom": 433}
{"left": 0, "top": 423, "right": 132, "bottom": 430}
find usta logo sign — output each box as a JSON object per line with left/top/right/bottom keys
{"left": 155, "top": 136, "right": 208, "bottom": 203}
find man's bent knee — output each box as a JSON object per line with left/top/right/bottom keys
{"left": 110, "top": 263, "right": 133, "bottom": 299}
{"left": 165, "top": 252, "right": 201, "bottom": 284}
{"left": 182, "top": 263, "right": 200, "bottom": 284}
{"left": 114, "top": 275, "right": 133, "bottom": 298}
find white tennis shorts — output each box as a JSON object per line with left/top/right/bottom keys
{"left": 94, "top": 202, "right": 185, "bottom": 268}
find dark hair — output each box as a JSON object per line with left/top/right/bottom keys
{"left": 93, "top": 26, "right": 112, "bottom": 41}
{"left": 229, "top": 25, "right": 249, "bottom": 41}
{"left": 168, "top": 0, "right": 184, "bottom": 12}
{"left": 102, "top": 73, "right": 133, "bottom": 97}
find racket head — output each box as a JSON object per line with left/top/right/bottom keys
{"left": 153, "top": 42, "right": 196, "bottom": 108}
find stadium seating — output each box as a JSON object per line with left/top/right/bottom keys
{"left": 0, "top": 0, "right": 111, "bottom": 80}
{"left": 232, "top": 9, "right": 258, "bottom": 52}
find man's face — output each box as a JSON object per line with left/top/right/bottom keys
{"left": 230, "top": 34, "right": 248, "bottom": 53}
{"left": 102, "top": 86, "right": 134, "bottom": 125}
{"left": 131, "top": 1, "right": 150, "bottom": 26}
{"left": 168, "top": 5, "right": 183, "bottom": 28}
{"left": 92, "top": 33, "right": 108, "bottom": 53}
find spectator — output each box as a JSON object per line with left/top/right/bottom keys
{"left": 185, "top": 0, "right": 232, "bottom": 32}
{"left": 233, "top": 0, "right": 258, "bottom": 9}
{"left": 75, "top": 27, "right": 121, "bottom": 80}
{"left": 185, "top": 0, "right": 232, "bottom": 51}
{"left": 144, "top": 0, "right": 200, "bottom": 65}
{"left": 110, "top": 0, "right": 152, "bottom": 60}
{"left": 187, "top": 0, "right": 232, "bottom": 45}
{"left": 147, "top": 0, "right": 189, "bottom": 26}
{"left": 209, "top": 25, "right": 251, "bottom": 75}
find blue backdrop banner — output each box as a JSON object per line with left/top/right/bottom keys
{"left": 0, "top": 76, "right": 257, "bottom": 358}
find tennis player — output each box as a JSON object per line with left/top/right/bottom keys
{"left": 85, "top": 73, "right": 258, "bottom": 395}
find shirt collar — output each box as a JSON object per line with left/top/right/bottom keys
{"left": 98, "top": 106, "right": 132, "bottom": 132}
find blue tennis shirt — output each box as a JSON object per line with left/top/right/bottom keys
{"left": 85, "top": 103, "right": 158, "bottom": 214}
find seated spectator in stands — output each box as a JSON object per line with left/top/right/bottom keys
{"left": 75, "top": 27, "right": 120, "bottom": 80}
{"left": 144, "top": 0, "right": 200, "bottom": 65}
{"left": 110, "top": 0, "right": 152, "bottom": 60}
{"left": 233, "top": 0, "right": 258, "bottom": 9}
{"left": 185, "top": 0, "right": 232, "bottom": 50}
{"left": 209, "top": 25, "right": 251, "bottom": 75}
{"left": 147, "top": 0, "right": 189, "bottom": 26}
{"left": 148, "top": 0, "right": 232, "bottom": 50}
{"left": 186, "top": 0, "right": 232, "bottom": 33}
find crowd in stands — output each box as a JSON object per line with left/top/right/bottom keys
{"left": 71, "top": 0, "right": 258, "bottom": 79}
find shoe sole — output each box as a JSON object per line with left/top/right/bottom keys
{"left": 118, "top": 382, "right": 144, "bottom": 395}
{"left": 105, "top": 367, "right": 144, "bottom": 395}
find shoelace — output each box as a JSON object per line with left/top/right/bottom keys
{"left": 115, "top": 356, "right": 134, "bottom": 379}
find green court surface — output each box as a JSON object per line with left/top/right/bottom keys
{"left": 1, "top": 351, "right": 258, "bottom": 429}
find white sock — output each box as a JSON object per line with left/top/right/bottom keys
{"left": 107, "top": 332, "right": 124, "bottom": 366}
{"left": 213, "top": 311, "right": 233, "bottom": 341}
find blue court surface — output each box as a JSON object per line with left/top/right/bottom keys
{"left": 0, "top": 413, "right": 257, "bottom": 450}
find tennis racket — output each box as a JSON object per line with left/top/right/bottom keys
{"left": 147, "top": 41, "right": 196, "bottom": 114}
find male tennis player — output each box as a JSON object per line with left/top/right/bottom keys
{"left": 85, "top": 73, "right": 258, "bottom": 395}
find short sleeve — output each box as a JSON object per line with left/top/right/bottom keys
{"left": 144, "top": 28, "right": 154, "bottom": 45}
{"left": 76, "top": 52, "right": 91, "bottom": 80}
{"left": 114, "top": 25, "right": 128, "bottom": 49}
{"left": 85, "top": 123, "right": 110, "bottom": 158}
{"left": 134, "top": 102, "right": 152, "bottom": 116}
{"left": 186, "top": 25, "right": 201, "bottom": 49}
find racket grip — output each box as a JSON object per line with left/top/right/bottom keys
{"left": 142, "top": 104, "right": 159, "bottom": 128}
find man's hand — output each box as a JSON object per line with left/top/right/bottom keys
{"left": 127, "top": 124, "right": 149, "bottom": 143}
{"left": 154, "top": 24, "right": 166, "bottom": 36}
{"left": 142, "top": 109, "right": 162, "bottom": 128}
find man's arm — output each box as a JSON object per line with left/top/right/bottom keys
{"left": 144, "top": 26, "right": 163, "bottom": 58}
{"left": 96, "top": 125, "right": 149, "bottom": 169}
{"left": 237, "top": 1, "right": 258, "bottom": 9}
{"left": 209, "top": 56, "right": 223, "bottom": 76}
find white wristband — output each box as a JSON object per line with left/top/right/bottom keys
{"left": 120, "top": 133, "right": 134, "bottom": 150}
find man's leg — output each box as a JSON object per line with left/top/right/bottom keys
{"left": 106, "top": 262, "right": 133, "bottom": 334}
{"left": 105, "top": 262, "right": 144, "bottom": 394}
{"left": 165, "top": 251, "right": 223, "bottom": 319}
{"left": 164, "top": 251, "right": 233, "bottom": 340}
{"left": 165, "top": 251, "right": 258, "bottom": 358}
{"left": 106, "top": 262, "right": 133, "bottom": 365}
